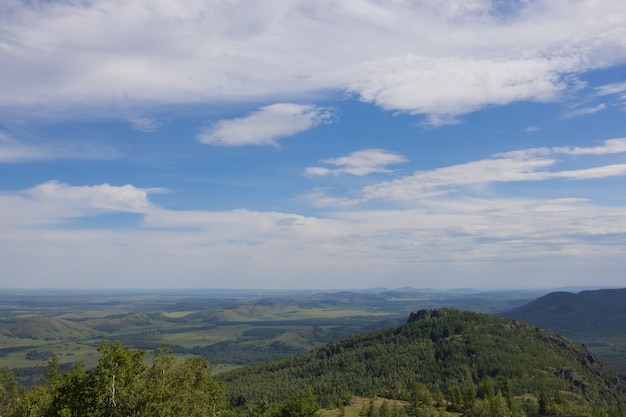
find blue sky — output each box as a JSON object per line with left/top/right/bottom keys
{"left": 1, "top": 0, "right": 625, "bottom": 289}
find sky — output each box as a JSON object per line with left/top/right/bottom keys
{"left": 1, "top": 0, "right": 625, "bottom": 290}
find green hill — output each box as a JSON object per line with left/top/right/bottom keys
{"left": 501, "top": 288, "right": 626, "bottom": 375}
{"left": 0, "top": 316, "right": 90, "bottom": 339}
{"left": 218, "top": 308, "right": 626, "bottom": 413}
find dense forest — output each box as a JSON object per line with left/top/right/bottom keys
{"left": 1, "top": 309, "right": 625, "bottom": 417}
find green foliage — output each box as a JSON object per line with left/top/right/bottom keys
{"left": 5, "top": 340, "right": 227, "bottom": 417}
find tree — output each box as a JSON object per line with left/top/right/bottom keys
{"left": 49, "top": 361, "right": 97, "bottom": 417}
{"left": 246, "top": 394, "right": 272, "bottom": 417}
{"left": 143, "top": 345, "right": 177, "bottom": 416}
{"left": 173, "top": 357, "right": 226, "bottom": 417}
{"left": 274, "top": 389, "right": 320, "bottom": 417}
{"left": 0, "top": 369, "right": 19, "bottom": 417}
{"left": 13, "top": 385, "right": 51, "bottom": 417}
{"left": 92, "top": 339, "right": 146, "bottom": 417}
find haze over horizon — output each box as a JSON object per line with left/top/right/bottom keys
{"left": 1, "top": 1, "right": 625, "bottom": 290}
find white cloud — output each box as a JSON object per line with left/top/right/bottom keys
{"left": 1, "top": 0, "right": 625, "bottom": 123}
{"left": 345, "top": 54, "right": 583, "bottom": 125}
{"left": 306, "top": 149, "right": 407, "bottom": 176}
{"left": 197, "top": 103, "right": 336, "bottom": 146}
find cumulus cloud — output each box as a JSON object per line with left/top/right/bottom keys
{"left": 197, "top": 103, "right": 336, "bottom": 146}
{"left": 1, "top": 0, "right": 625, "bottom": 123}
{"left": 26, "top": 180, "right": 153, "bottom": 216}
{"left": 306, "top": 149, "right": 407, "bottom": 176}
{"left": 345, "top": 55, "right": 582, "bottom": 125}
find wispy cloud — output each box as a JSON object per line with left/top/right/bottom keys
{"left": 563, "top": 103, "right": 606, "bottom": 119}
{"left": 0, "top": 132, "right": 120, "bottom": 163}
{"left": 308, "top": 138, "right": 626, "bottom": 206}
{"left": 0, "top": 134, "right": 56, "bottom": 163}
{"left": 306, "top": 149, "right": 407, "bottom": 176}
{"left": 596, "top": 81, "right": 626, "bottom": 97}
{"left": 197, "top": 103, "right": 336, "bottom": 146}
{"left": 129, "top": 116, "right": 169, "bottom": 133}
{"left": 552, "top": 138, "right": 626, "bottom": 155}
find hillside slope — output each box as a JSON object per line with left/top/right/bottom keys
{"left": 218, "top": 309, "right": 626, "bottom": 411}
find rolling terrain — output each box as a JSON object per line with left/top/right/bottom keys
{"left": 5, "top": 286, "right": 625, "bottom": 390}
{"left": 0, "top": 288, "right": 545, "bottom": 384}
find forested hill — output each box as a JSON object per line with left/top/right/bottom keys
{"left": 500, "top": 287, "right": 626, "bottom": 339}
{"left": 218, "top": 308, "right": 626, "bottom": 411}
